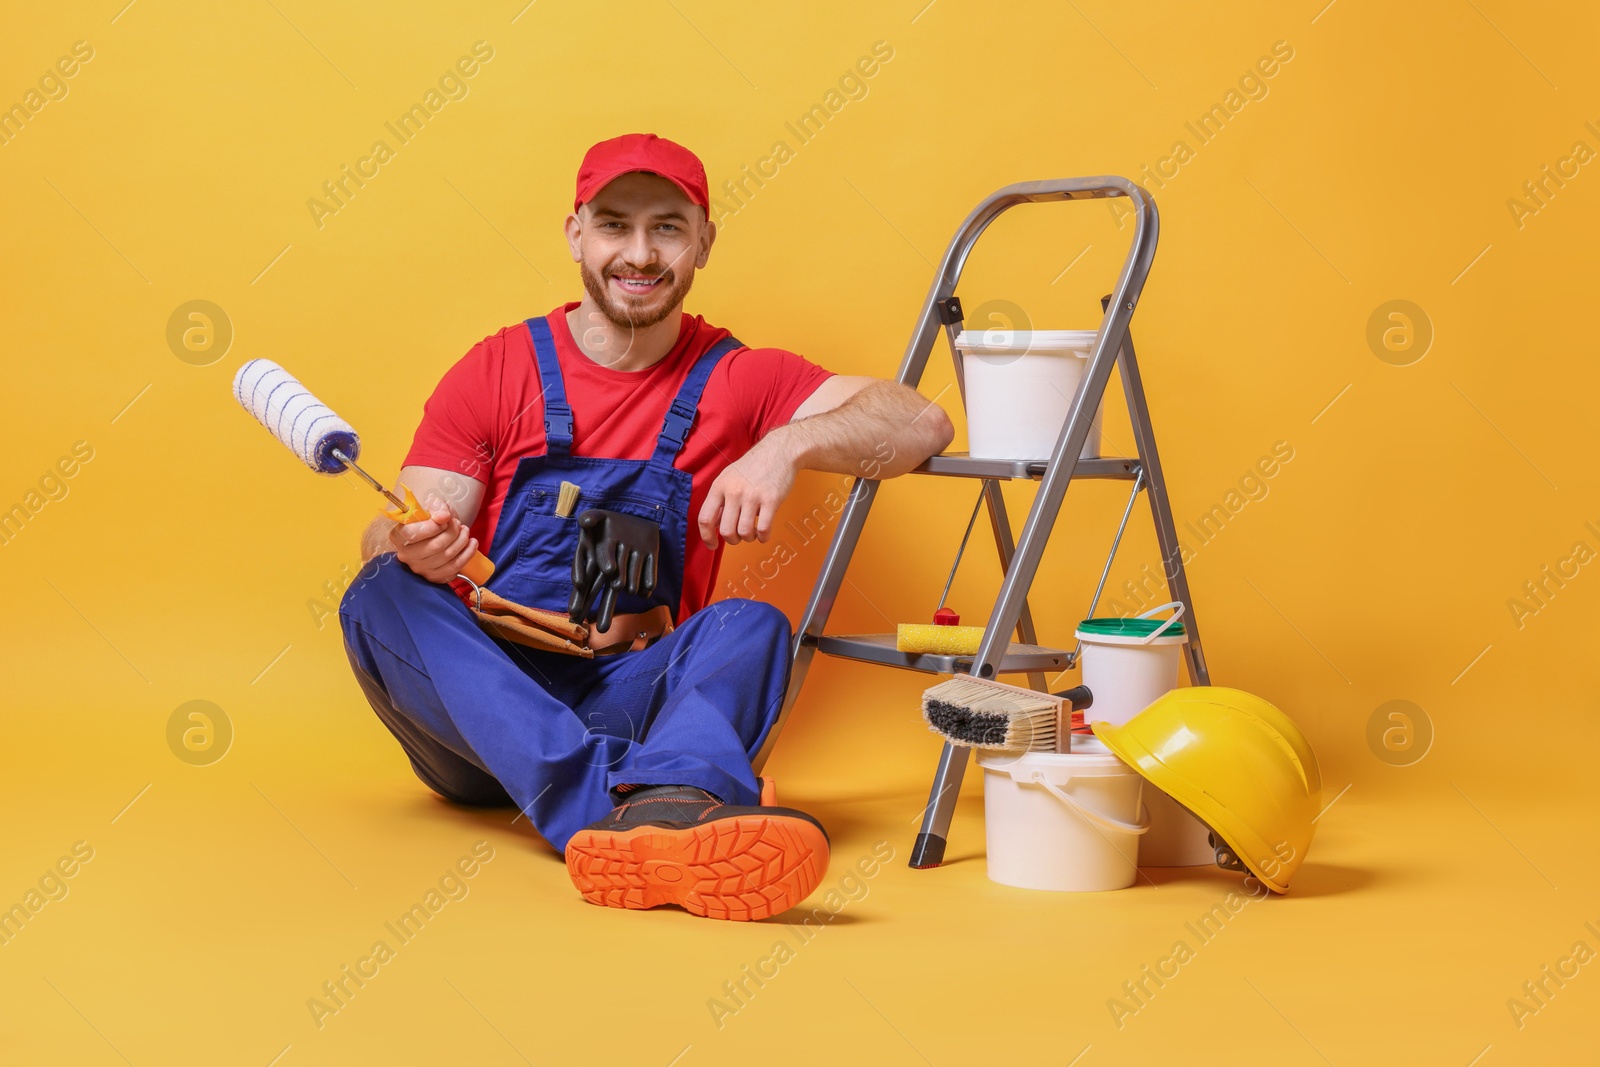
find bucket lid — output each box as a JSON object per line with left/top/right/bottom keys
{"left": 955, "top": 329, "right": 1097, "bottom": 355}
{"left": 1076, "top": 617, "right": 1188, "bottom": 639}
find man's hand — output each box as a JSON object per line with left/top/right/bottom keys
{"left": 388, "top": 504, "right": 479, "bottom": 583}
{"left": 360, "top": 466, "right": 486, "bottom": 566}
{"left": 697, "top": 434, "right": 798, "bottom": 549}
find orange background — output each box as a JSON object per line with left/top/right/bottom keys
{"left": 3, "top": 1, "right": 1597, "bottom": 1064}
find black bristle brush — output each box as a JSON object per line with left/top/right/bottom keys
{"left": 921, "top": 677, "right": 1093, "bottom": 752}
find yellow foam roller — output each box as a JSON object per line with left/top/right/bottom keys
{"left": 896, "top": 623, "right": 985, "bottom": 655}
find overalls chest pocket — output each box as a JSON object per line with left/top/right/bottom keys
{"left": 513, "top": 486, "right": 669, "bottom": 570}
{"left": 504, "top": 475, "right": 687, "bottom": 619}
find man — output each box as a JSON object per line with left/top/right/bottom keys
{"left": 339, "top": 132, "right": 953, "bottom": 922}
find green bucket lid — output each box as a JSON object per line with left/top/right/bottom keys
{"left": 1076, "top": 616, "right": 1187, "bottom": 638}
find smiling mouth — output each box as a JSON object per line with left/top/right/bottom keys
{"left": 610, "top": 273, "right": 666, "bottom": 295}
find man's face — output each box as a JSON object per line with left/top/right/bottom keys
{"left": 566, "top": 172, "right": 713, "bottom": 330}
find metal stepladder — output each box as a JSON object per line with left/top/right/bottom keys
{"left": 750, "top": 176, "right": 1212, "bottom": 868}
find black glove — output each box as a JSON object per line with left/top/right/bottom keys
{"left": 568, "top": 508, "right": 660, "bottom": 633}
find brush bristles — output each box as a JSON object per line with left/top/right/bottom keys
{"left": 921, "top": 677, "right": 1062, "bottom": 751}
{"left": 555, "top": 481, "right": 581, "bottom": 518}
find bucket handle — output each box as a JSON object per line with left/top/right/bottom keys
{"left": 1135, "top": 601, "right": 1185, "bottom": 645}
{"left": 1031, "top": 771, "right": 1151, "bottom": 835}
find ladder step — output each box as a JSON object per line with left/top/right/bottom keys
{"left": 814, "top": 633, "right": 1069, "bottom": 675}
{"left": 913, "top": 453, "right": 1139, "bottom": 481}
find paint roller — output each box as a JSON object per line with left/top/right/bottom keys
{"left": 231, "top": 358, "right": 495, "bottom": 585}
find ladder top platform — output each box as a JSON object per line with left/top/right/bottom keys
{"left": 814, "top": 633, "right": 1069, "bottom": 675}
{"left": 914, "top": 453, "right": 1141, "bottom": 481}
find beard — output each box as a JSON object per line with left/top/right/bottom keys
{"left": 578, "top": 258, "right": 697, "bottom": 330}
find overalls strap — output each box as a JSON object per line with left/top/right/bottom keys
{"left": 524, "top": 316, "right": 574, "bottom": 457}
{"left": 651, "top": 335, "right": 744, "bottom": 466}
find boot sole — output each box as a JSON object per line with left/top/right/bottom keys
{"left": 565, "top": 813, "right": 829, "bottom": 921}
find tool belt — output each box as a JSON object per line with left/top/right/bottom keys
{"left": 462, "top": 583, "right": 674, "bottom": 658}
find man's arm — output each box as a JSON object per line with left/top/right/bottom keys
{"left": 360, "top": 465, "right": 488, "bottom": 583}
{"left": 697, "top": 375, "right": 954, "bottom": 548}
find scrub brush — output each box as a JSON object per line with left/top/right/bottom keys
{"left": 921, "top": 677, "right": 1092, "bottom": 751}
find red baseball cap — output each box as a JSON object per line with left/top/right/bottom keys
{"left": 574, "top": 133, "right": 709, "bottom": 216}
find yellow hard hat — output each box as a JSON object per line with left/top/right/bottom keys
{"left": 1091, "top": 687, "right": 1322, "bottom": 894}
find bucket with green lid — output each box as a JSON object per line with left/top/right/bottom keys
{"left": 1073, "top": 602, "right": 1188, "bottom": 729}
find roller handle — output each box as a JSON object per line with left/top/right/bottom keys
{"left": 384, "top": 485, "right": 496, "bottom": 586}
{"left": 1054, "top": 685, "right": 1094, "bottom": 736}
{"left": 1052, "top": 685, "right": 1093, "bottom": 712}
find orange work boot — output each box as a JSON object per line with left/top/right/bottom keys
{"left": 564, "top": 785, "right": 828, "bottom": 921}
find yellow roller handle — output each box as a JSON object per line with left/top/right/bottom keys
{"left": 384, "top": 484, "right": 496, "bottom": 586}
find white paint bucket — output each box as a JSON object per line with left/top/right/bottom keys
{"left": 1137, "top": 790, "right": 1218, "bottom": 867}
{"left": 956, "top": 329, "right": 1103, "bottom": 462}
{"left": 1076, "top": 603, "right": 1212, "bottom": 866}
{"left": 1075, "top": 602, "right": 1189, "bottom": 729}
{"left": 977, "top": 735, "right": 1149, "bottom": 892}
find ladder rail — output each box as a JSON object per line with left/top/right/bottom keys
{"left": 911, "top": 184, "right": 1159, "bottom": 866}
{"left": 965, "top": 181, "right": 1157, "bottom": 677}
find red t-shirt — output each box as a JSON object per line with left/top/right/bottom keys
{"left": 402, "top": 302, "right": 834, "bottom": 619}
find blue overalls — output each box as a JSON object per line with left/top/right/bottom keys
{"left": 339, "top": 317, "right": 792, "bottom": 852}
